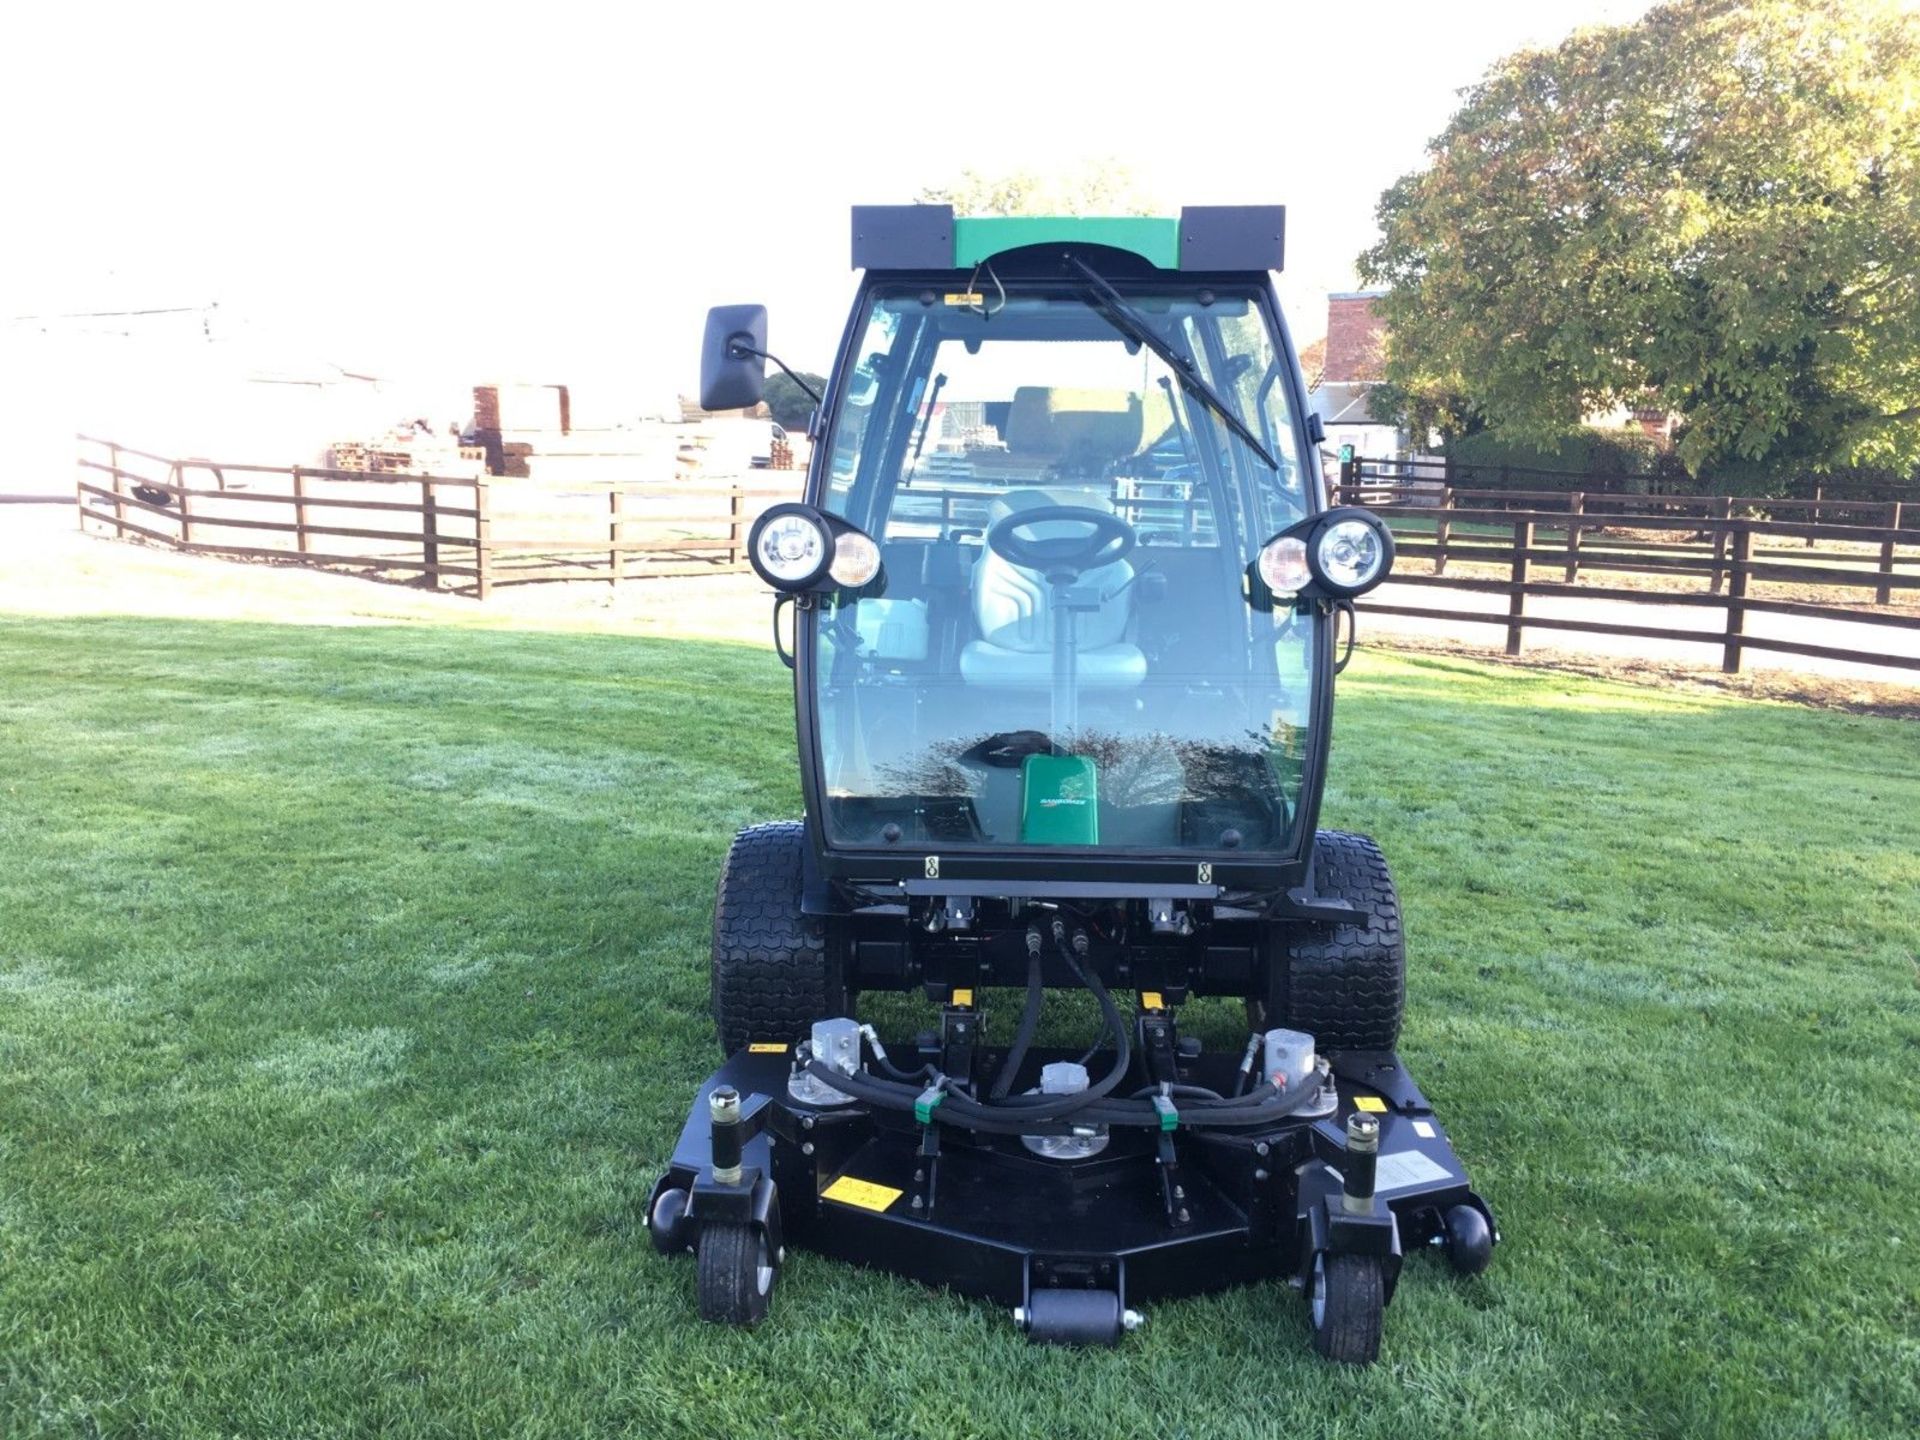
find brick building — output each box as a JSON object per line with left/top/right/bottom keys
{"left": 1307, "top": 289, "right": 1405, "bottom": 458}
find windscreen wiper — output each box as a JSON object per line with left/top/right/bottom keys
{"left": 1067, "top": 255, "right": 1280, "bottom": 471}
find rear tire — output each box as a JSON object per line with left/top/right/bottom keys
{"left": 1256, "top": 830, "right": 1405, "bottom": 1052}
{"left": 710, "top": 821, "right": 844, "bottom": 1055}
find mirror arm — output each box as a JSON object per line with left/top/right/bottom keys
{"left": 728, "top": 342, "right": 823, "bottom": 407}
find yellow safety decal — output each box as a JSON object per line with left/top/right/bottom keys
{"left": 951, "top": 988, "right": 974, "bottom": 1007}
{"left": 1140, "top": 991, "right": 1166, "bottom": 1011}
{"left": 943, "top": 292, "right": 985, "bottom": 306}
{"left": 748, "top": 1042, "right": 788, "bottom": 1054}
{"left": 1353, "top": 1095, "right": 1388, "bottom": 1113}
{"left": 822, "top": 1175, "right": 904, "bottom": 1213}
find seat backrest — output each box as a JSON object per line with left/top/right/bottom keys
{"left": 972, "top": 488, "right": 1133, "bottom": 653}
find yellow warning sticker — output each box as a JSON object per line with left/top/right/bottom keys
{"left": 748, "top": 1042, "right": 788, "bottom": 1054}
{"left": 822, "top": 1175, "right": 904, "bottom": 1213}
{"left": 1353, "top": 1095, "right": 1388, "bottom": 1113}
{"left": 943, "top": 292, "right": 985, "bottom": 306}
{"left": 951, "top": 988, "right": 974, "bottom": 1008}
{"left": 1141, "top": 991, "right": 1166, "bottom": 1011}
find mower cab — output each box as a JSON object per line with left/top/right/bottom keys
{"left": 650, "top": 206, "right": 1494, "bottom": 1362}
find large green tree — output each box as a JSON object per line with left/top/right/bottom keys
{"left": 1361, "top": 0, "right": 1920, "bottom": 472}
{"left": 763, "top": 370, "right": 827, "bottom": 430}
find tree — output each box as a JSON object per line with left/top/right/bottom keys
{"left": 763, "top": 370, "right": 827, "bottom": 431}
{"left": 1360, "top": 0, "right": 1920, "bottom": 473}
{"left": 916, "top": 160, "right": 1156, "bottom": 217}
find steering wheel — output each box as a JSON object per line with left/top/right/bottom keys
{"left": 985, "top": 505, "right": 1136, "bottom": 579}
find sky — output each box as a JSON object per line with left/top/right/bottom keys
{"left": 1, "top": 0, "right": 1654, "bottom": 451}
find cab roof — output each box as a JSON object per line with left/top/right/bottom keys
{"left": 851, "top": 205, "right": 1285, "bottom": 274}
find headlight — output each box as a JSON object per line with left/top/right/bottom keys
{"left": 748, "top": 506, "right": 833, "bottom": 590}
{"left": 1307, "top": 511, "right": 1394, "bottom": 597}
{"left": 1313, "top": 522, "right": 1390, "bottom": 595}
{"left": 1252, "top": 507, "right": 1394, "bottom": 606}
{"left": 1256, "top": 535, "right": 1310, "bottom": 597}
{"left": 827, "top": 529, "right": 881, "bottom": 588}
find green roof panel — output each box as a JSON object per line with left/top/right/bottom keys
{"left": 952, "top": 216, "right": 1180, "bottom": 270}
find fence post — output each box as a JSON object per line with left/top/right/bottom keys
{"left": 174, "top": 463, "right": 193, "bottom": 547}
{"left": 1877, "top": 500, "right": 1901, "bottom": 605}
{"left": 1807, "top": 483, "right": 1821, "bottom": 547}
{"left": 729, "top": 487, "right": 745, "bottom": 568}
{"left": 1563, "top": 491, "right": 1584, "bottom": 582}
{"left": 1506, "top": 519, "right": 1533, "bottom": 657}
{"left": 475, "top": 480, "right": 493, "bottom": 601}
{"left": 1722, "top": 527, "right": 1752, "bottom": 674}
{"left": 421, "top": 479, "right": 440, "bottom": 590}
{"left": 1434, "top": 486, "right": 1453, "bottom": 577}
{"left": 609, "top": 488, "right": 624, "bottom": 587}
{"left": 109, "top": 442, "right": 126, "bottom": 536}
{"left": 1708, "top": 496, "right": 1734, "bottom": 594}
{"left": 292, "top": 466, "right": 311, "bottom": 554}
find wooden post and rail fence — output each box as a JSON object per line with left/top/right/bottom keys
{"left": 72, "top": 435, "right": 790, "bottom": 598}
{"left": 1339, "top": 475, "right": 1920, "bottom": 676}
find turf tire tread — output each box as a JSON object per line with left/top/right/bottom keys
{"left": 710, "top": 821, "right": 842, "bottom": 1055}
{"left": 1281, "top": 829, "right": 1405, "bottom": 1052}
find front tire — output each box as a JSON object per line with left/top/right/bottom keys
{"left": 695, "top": 1221, "right": 776, "bottom": 1326}
{"left": 1309, "top": 1250, "right": 1385, "bottom": 1365}
{"left": 1257, "top": 830, "right": 1405, "bottom": 1052}
{"left": 710, "top": 821, "right": 844, "bottom": 1055}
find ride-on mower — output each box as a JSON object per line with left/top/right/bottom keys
{"left": 648, "top": 206, "right": 1496, "bottom": 1362}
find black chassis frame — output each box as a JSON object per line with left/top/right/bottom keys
{"left": 651, "top": 1042, "right": 1497, "bottom": 1333}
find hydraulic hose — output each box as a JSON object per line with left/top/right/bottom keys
{"left": 968, "top": 921, "right": 1131, "bottom": 1123}
{"left": 797, "top": 921, "right": 1330, "bottom": 1135}
{"left": 799, "top": 1060, "right": 1324, "bottom": 1133}
{"left": 990, "top": 930, "right": 1047, "bottom": 1100}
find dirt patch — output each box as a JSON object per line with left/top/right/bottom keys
{"left": 1367, "top": 632, "right": 1920, "bottom": 721}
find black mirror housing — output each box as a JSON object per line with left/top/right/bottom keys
{"left": 700, "top": 304, "right": 769, "bottom": 412}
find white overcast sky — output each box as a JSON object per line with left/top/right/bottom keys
{"left": 2, "top": 0, "right": 1653, "bottom": 426}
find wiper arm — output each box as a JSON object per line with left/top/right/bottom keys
{"left": 1067, "top": 255, "right": 1279, "bottom": 471}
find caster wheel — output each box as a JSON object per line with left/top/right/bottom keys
{"left": 647, "top": 1186, "right": 691, "bottom": 1256}
{"left": 696, "top": 1221, "right": 776, "bottom": 1326}
{"left": 1309, "top": 1251, "right": 1384, "bottom": 1365}
{"left": 1443, "top": 1203, "right": 1493, "bottom": 1276}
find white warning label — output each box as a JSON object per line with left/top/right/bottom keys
{"left": 1373, "top": 1149, "right": 1454, "bottom": 1194}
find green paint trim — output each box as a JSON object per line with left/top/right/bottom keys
{"left": 953, "top": 216, "right": 1180, "bottom": 269}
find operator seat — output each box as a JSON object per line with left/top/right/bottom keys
{"left": 959, "top": 488, "right": 1147, "bottom": 689}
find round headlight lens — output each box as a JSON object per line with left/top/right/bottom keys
{"left": 1315, "top": 518, "right": 1387, "bottom": 592}
{"left": 827, "top": 530, "right": 880, "bottom": 588}
{"left": 754, "top": 512, "right": 830, "bottom": 586}
{"left": 1257, "top": 535, "right": 1311, "bottom": 597}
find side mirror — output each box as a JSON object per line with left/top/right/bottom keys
{"left": 1306, "top": 412, "right": 1326, "bottom": 445}
{"left": 700, "top": 304, "right": 769, "bottom": 412}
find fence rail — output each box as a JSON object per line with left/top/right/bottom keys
{"left": 1341, "top": 452, "right": 1920, "bottom": 504}
{"left": 1337, "top": 464, "right": 1920, "bottom": 676}
{"left": 74, "top": 435, "right": 791, "bottom": 598}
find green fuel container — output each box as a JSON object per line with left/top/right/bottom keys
{"left": 1019, "top": 754, "right": 1099, "bottom": 845}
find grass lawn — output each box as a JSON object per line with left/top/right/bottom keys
{"left": 1, "top": 615, "right": 1917, "bottom": 1439}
